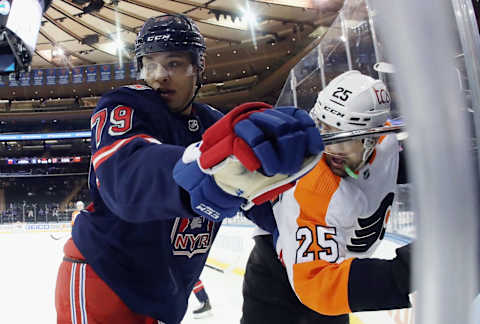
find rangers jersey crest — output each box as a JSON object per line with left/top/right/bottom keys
{"left": 171, "top": 217, "right": 215, "bottom": 258}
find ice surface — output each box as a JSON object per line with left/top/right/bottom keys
{"left": 5, "top": 229, "right": 476, "bottom": 324}
{"left": 0, "top": 232, "right": 245, "bottom": 324}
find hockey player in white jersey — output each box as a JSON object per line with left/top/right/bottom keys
{"left": 241, "top": 70, "right": 411, "bottom": 324}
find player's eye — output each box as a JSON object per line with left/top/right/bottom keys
{"left": 146, "top": 63, "right": 157, "bottom": 71}
{"left": 168, "top": 61, "right": 184, "bottom": 68}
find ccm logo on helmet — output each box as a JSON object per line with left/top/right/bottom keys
{"left": 146, "top": 35, "right": 171, "bottom": 42}
{"left": 324, "top": 106, "right": 345, "bottom": 118}
{"left": 374, "top": 87, "right": 391, "bottom": 105}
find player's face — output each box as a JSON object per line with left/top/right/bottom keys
{"left": 142, "top": 52, "right": 198, "bottom": 114}
{"left": 320, "top": 123, "right": 366, "bottom": 177}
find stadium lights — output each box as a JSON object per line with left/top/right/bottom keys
{"left": 52, "top": 47, "right": 64, "bottom": 57}
{"left": 100, "top": 37, "right": 126, "bottom": 57}
{"left": 113, "top": 5, "right": 124, "bottom": 64}
{"left": 240, "top": 2, "right": 258, "bottom": 50}
{"left": 114, "top": 38, "right": 124, "bottom": 51}
{"left": 241, "top": 6, "right": 258, "bottom": 26}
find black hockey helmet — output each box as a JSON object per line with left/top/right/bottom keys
{"left": 135, "top": 14, "right": 206, "bottom": 73}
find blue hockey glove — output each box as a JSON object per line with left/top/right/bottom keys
{"left": 233, "top": 106, "right": 324, "bottom": 176}
{"left": 174, "top": 103, "right": 324, "bottom": 220}
{"left": 173, "top": 142, "right": 245, "bottom": 222}
{"left": 199, "top": 103, "right": 324, "bottom": 176}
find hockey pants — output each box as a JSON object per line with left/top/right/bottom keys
{"left": 241, "top": 235, "right": 349, "bottom": 324}
{"left": 55, "top": 238, "right": 159, "bottom": 324}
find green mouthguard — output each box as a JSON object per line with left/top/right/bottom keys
{"left": 344, "top": 165, "right": 358, "bottom": 179}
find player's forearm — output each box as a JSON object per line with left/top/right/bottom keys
{"left": 243, "top": 202, "right": 277, "bottom": 233}
{"left": 348, "top": 257, "right": 411, "bottom": 312}
{"left": 290, "top": 256, "right": 410, "bottom": 316}
{"left": 96, "top": 141, "right": 194, "bottom": 222}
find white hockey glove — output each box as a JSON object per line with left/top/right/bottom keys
{"left": 210, "top": 153, "right": 321, "bottom": 209}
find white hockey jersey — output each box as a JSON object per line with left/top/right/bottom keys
{"left": 257, "top": 134, "right": 400, "bottom": 315}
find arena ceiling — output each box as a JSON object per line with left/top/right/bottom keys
{"left": 2, "top": 0, "right": 346, "bottom": 110}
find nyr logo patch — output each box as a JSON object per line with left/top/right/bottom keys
{"left": 171, "top": 217, "right": 215, "bottom": 258}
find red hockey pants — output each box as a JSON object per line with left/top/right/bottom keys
{"left": 55, "top": 238, "right": 158, "bottom": 324}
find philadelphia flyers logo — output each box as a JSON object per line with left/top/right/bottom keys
{"left": 347, "top": 192, "right": 395, "bottom": 253}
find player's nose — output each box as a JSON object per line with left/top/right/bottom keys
{"left": 158, "top": 74, "right": 170, "bottom": 83}
{"left": 325, "top": 143, "right": 348, "bottom": 154}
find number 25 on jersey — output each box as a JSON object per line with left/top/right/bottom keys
{"left": 296, "top": 225, "right": 339, "bottom": 263}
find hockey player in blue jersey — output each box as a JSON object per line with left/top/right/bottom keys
{"left": 192, "top": 279, "right": 212, "bottom": 318}
{"left": 55, "top": 13, "right": 324, "bottom": 324}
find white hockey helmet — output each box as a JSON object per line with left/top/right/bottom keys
{"left": 75, "top": 201, "right": 85, "bottom": 210}
{"left": 310, "top": 70, "right": 390, "bottom": 131}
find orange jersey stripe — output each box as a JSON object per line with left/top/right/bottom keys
{"left": 292, "top": 158, "right": 353, "bottom": 315}
{"left": 292, "top": 258, "right": 354, "bottom": 315}
{"left": 294, "top": 158, "right": 340, "bottom": 226}
{"left": 368, "top": 122, "right": 392, "bottom": 164}
{"left": 377, "top": 121, "right": 392, "bottom": 146}
{"left": 71, "top": 210, "right": 80, "bottom": 227}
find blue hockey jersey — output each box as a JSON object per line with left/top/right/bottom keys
{"left": 72, "top": 84, "right": 223, "bottom": 324}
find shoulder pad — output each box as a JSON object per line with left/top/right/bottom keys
{"left": 194, "top": 103, "right": 223, "bottom": 118}
{"left": 200, "top": 103, "right": 220, "bottom": 113}
{"left": 96, "top": 85, "right": 166, "bottom": 114}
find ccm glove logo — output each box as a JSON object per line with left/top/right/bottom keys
{"left": 195, "top": 203, "right": 220, "bottom": 220}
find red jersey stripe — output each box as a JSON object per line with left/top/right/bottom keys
{"left": 92, "top": 134, "right": 161, "bottom": 171}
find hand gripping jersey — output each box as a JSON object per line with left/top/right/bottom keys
{"left": 72, "top": 85, "right": 223, "bottom": 324}
{"left": 249, "top": 134, "right": 410, "bottom": 315}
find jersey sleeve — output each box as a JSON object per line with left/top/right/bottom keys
{"left": 90, "top": 87, "right": 195, "bottom": 223}
{"left": 243, "top": 202, "right": 277, "bottom": 234}
{"left": 279, "top": 160, "right": 410, "bottom": 316}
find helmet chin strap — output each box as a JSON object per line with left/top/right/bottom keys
{"left": 173, "top": 70, "right": 202, "bottom": 115}
{"left": 348, "top": 138, "right": 376, "bottom": 178}
{"left": 177, "top": 82, "right": 201, "bottom": 115}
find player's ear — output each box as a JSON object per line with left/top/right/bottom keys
{"left": 194, "top": 56, "right": 205, "bottom": 85}
{"left": 193, "top": 55, "right": 205, "bottom": 78}
{"left": 199, "top": 55, "right": 206, "bottom": 72}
